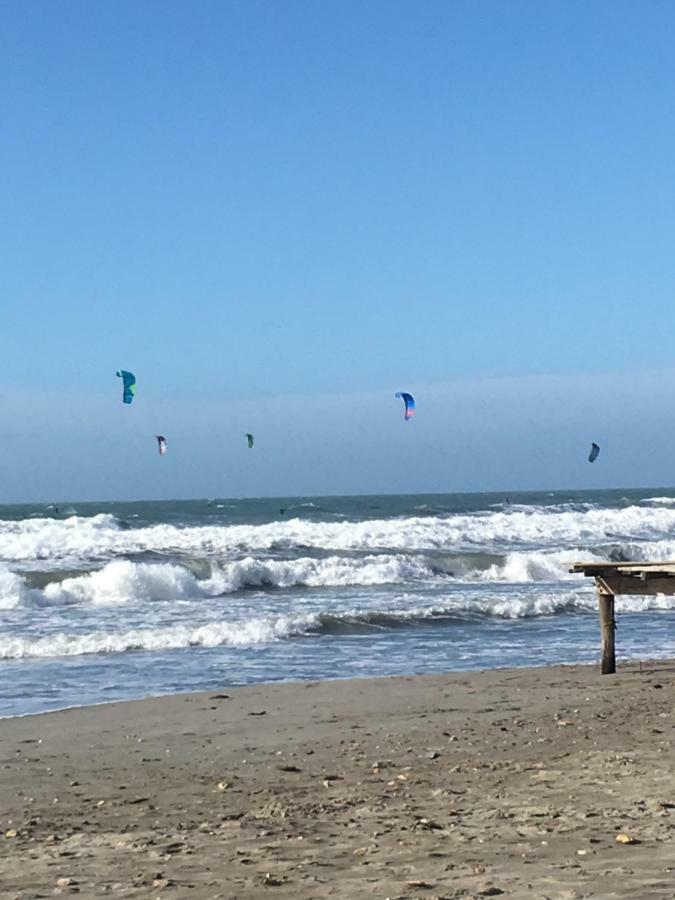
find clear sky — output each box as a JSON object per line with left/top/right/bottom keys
{"left": 3, "top": 0, "right": 675, "bottom": 501}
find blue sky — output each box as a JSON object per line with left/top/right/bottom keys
{"left": 2, "top": 0, "right": 675, "bottom": 500}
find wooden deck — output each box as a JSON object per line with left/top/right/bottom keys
{"left": 570, "top": 561, "right": 675, "bottom": 673}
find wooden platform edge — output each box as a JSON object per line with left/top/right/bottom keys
{"left": 570, "top": 560, "right": 675, "bottom": 674}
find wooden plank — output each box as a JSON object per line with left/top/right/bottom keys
{"left": 593, "top": 574, "right": 675, "bottom": 596}
{"left": 571, "top": 561, "right": 675, "bottom": 574}
{"left": 571, "top": 561, "right": 675, "bottom": 570}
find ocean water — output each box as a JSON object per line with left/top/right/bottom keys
{"left": 3, "top": 489, "right": 675, "bottom": 717}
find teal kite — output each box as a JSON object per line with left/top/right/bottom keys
{"left": 116, "top": 370, "right": 136, "bottom": 404}
{"left": 246, "top": 433, "right": 254, "bottom": 449}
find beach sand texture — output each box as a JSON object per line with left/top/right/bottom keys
{"left": 2, "top": 664, "right": 675, "bottom": 899}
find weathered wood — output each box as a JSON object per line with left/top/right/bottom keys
{"left": 571, "top": 561, "right": 675, "bottom": 575}
{"left": 592, "top": 574, "right": 675, "bottom": 596}
{"left": 571, "top": 559, "right": 675, "bottom": 673}
{"left": 598, "top": 589, "right": 616, "bottom": 675}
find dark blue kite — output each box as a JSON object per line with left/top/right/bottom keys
{"left": 395, "top": 392, "right": 415, "bottom": 420}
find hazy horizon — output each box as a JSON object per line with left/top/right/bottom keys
{"left": 4, "top": 484, "right": 675, "bottom": 508}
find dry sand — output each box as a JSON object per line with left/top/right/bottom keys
{"left": 2, "top": 663, "right": 675, "bottom": 899}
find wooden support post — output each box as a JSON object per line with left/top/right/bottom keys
{"left": 596, "top": 579, "right": 616, "bottom": 674}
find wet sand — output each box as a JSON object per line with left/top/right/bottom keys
{"left": 2, "top": 662, "right": 675, "bottom": 899}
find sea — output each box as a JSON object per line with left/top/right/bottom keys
{"left": 3, "top": 489, "right": 675, "bottom": 717}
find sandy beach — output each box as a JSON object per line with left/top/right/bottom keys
{"left": 2, "top": 663, "right": 674, "bottom": 899}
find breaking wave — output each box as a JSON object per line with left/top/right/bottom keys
{"left": 0, "top": 555, "right": 444, "bottom": 609}
{"left": 3, "top": 589, "right": 675, "bottom": 660}
{"left": 5, "top": 493, "right": 675, "bottom": 716}
{"left": 3, "top": 539, "right": 675, "bottom": 611}
{"left": 0, "top": 546, "right": 604, "bottom": 610}
{"left": 3, "top": 504, "right": 675, "bottom": 565}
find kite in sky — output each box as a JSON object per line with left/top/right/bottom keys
{"left": 588, "top": 442, "right": 600, "bottom": 463}
{"left": 116, "top": 370, "right": 136, "bottom": 404}
{"left": 246, "top": 433, "right": 254, "bottom": 449}
{"left": 155, "top": 435, "right": 167, "bottom": 455}
{"left": 395, "top": 392, "right": 415, "bottom": 420}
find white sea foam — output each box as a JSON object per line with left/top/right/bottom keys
{"left": 456, "top": 590, "right": 675, "bottom": 617}
{"left": 3, "top": 504, "right": 675, "bottom": 564}
{"left": 3, "top": 538, "right": 675, "bottom": 610}
{"left": 0, "top": 568, "right": 33, "bottom": 610}
{"left": 0, "top": 514, "right": 120, "bottom": 564}
{"left": 475, "top": 548, "right": 599, "bottom": 583}
{"left": 0, "top": 615, "right": 316, "bottom": 659}
{"left": 0, "top": 554, "right": 442, "bottom": 609}
{"left": 3, "top": 588, "right": 675, "bottom": 660}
